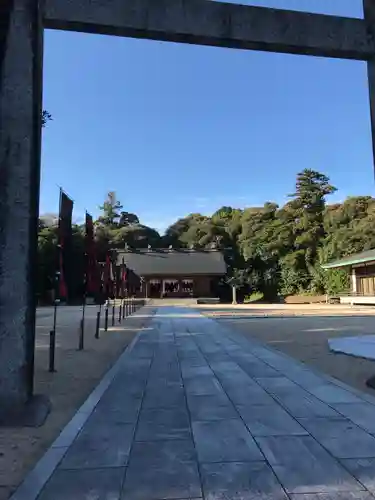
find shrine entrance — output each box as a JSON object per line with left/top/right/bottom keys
{"left": 1, "top": 0, "right": 375, "bottom": 410}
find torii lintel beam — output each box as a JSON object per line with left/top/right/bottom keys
{"left": 44, "top": 0, "right": 374, "bottom": 61}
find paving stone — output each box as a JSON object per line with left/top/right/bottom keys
{"left": 178, "top": 354, "right": 207, "bottom": 366}
{"left": 298, "top": 418, "right": 375, "bottom": 459}
{"left": 308, "top": 385, "right": 364, "bottom": 404}
{"left": 103, "top": 377, "right": 147, "bottom": 399}
{"left": 333, "top": 403, "right": 375, "bottom": 433}
{"left": 192, "top": 419, "right": 263, "bottom": 463}
{"left": 180, "top": 364, "right": 213, "bottom": 379}
{"left": 188, "top": 395, "right": 238, "bottom": 421}
{"left": 60, "top": 423, "right": 134, "bottom": 469}
{"left": 142, "top": 387, "right": 186, "bottom": 409}
{"left": 275, "top": 393, "right": 340, "bottom": 418}
{"left": 209, "top": 360, "right": 247, "bottom": 375}
{"left": 224, "top": 384, "right": 277, "bottom": 405}
{"left": 285, "top": 370, "right": 327, "bottom": 390}
{"left": 135, "top": 408, "right": 191, "bottom": 441}
{"left": 231, "top": 352, "right": 259, "bottom": 362}
{"left": 186, "top": 392, "right": 232, "bottom": 409}
{"left": 288, "top": 493, "right": 373, "bottom": 499}
{"left": 90, "top": 397, "right": 142, "bottom": 424}
{"left": 204, "top": 352, "right": 233, "bottom": 362}
{"left": 149, "top": 368, "right": 181, "bottom": 381}
{"left": 129, "top": 346, "right": 154, "bottom": 358}
{"left": 151, "top": 358, "right": 179, "bottom": 369}
{"left": 201, "top": 461, "right": 288, "bottom": 500}
{"left": 256, "top": 435, "right": 363, "bottom": 494}
{"left": 255, "top": 376, "right": 302, "bottom": 393}
{"left": 184, "top": 375, "right": 226, "bottom": 397}
{"left": 129, "top": 439, "right": 196, "bottom": 464}
{"left": 38, "top": 467, "right": 125, "bottom": 500}
{"left": 237, "top": 404, "right": 308, "bottom": 436}
{"left": 146, "top": 379, "right": 184, "bottom": 391}
{"left": 237, "top": 361, "right": 281, "bottom": 378}
{"left": 216, "top": 370, "right": 258, "bottom": 387}
{"left": 122, "top": 460, "right": 202, "bottom": 500}
{"left": 342, "top": 458, "right": 375, "bottom": 494}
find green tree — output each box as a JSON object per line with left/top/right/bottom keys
{"left": 42, "top": 110, "right": 52, "bottom": 127}
{"left": 98, "top": 192, "right": 123, "bottom": 227}
{"left": 37, "top": 168, "right": 372, "bottom": 304}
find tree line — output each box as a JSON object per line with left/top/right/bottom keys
{"left": 38, "top": 169, "right": 375, "bottom": 303}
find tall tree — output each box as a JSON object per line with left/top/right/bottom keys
{"left": 283, "top": 169, "right": 337, "bottom": 293}
{"left": 98, "top": 192, "right": 123, "bottom": 227}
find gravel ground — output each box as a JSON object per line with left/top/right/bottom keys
{"left": 0, "top": 305, "right": 155, "bottom": 500}
{"left": 208, "top": 308, "right": 375, "bottom": 399}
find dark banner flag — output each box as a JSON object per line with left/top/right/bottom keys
{"left": 105, "top": 253, "right": 114, "bottom": 298}
{"left": 121, "top": 257, "right": 127, "bottom": 297}
{"left": 58, "top": 190, "right": 73, "bottom": 300}
{"left": 85, "top": 212, "right": 98, "bottom": 296}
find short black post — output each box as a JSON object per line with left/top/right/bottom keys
{"left": 105, "top": 307, "right": 109, "bottom": 331}
{"left": 95, "top": 311, "right": 100, "bottom": 339}
{"left": 79, "top": 318, "right": 84, "bottom": 350}
{"left": 119, "top": 303, "right": 122, "bottom": 323}
{"left": 49, "top": 329, "right": 56, "bottom": 372}
{"left": 112, "top": 304, "right": 115, "bottom": 326}
{"left": 125, "top": 299, "right": 128, "bottom": 317}
{"left": 122, "top": 299, "right": 125, "bottom": 319}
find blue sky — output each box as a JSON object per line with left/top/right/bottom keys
{"left": 41, "top": 0, "right": 372, "bottom": 232}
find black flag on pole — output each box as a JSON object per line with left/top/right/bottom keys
{"left": 85, "top": 212, "right": 98, "bottom": 297}
{"left": 58, "top": 190, "right": 73, "bottom": 300}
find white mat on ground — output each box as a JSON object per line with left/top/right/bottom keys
{"left": 329, "top": 335, "right": 375, "bottom": 360}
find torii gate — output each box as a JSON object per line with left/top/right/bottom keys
{"left": 1, "top": 0, "right": 375, "bottom": 413}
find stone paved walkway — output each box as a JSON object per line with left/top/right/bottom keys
{"left": 29, "top": 308, "right": 375, "bottom": 499}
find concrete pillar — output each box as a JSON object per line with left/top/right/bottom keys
{"left": 363, "top": 1, "right": 375, "bottom": 174}
{"left": 0, "top": 0, "right": 43, "bottom": 413}
{"left": 232, "top": 286, "right": 237, "bottom": 305}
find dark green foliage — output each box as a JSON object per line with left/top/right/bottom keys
{"left": 37, "top": 174, "right": 374, "bottom": 303}
{"left": 42, "top": 110, "right": 52, "bottom": 127}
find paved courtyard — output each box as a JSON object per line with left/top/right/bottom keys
{"left": 14, "top": 307, "right": 375, "bottom": 499}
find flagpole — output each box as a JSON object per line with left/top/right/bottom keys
{"left": 80, "top": 211, "right": 89, "bottom": 350}
{"left": 52, "top": 187, "right": 62, "bottom": 334}
{"left": 49, "top": 188, "right": 62, "bottom": 372}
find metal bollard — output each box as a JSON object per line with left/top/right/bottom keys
{"left": 112, "top": 304, "right": 115, "bottom": 326}
{"left": 95, "top": 311, "right": 100, "bottom": 339}
{"left": 49, "top": 329, "right": 56, "bottom": 372}
{"left": 122, "top": 300, "right": 125, "bottom": 319}
{"left": 119, "top": 304, "right": 122, "bottom": 323}
{"left": 79, "top": 318, "right": 84, "bottom": 350}
{"left": 105, "top": 307, "right": 109, "bottom": 331}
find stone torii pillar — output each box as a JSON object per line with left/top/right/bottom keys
{"left": 0, "top": 0, "right": 43, "bottom": 417}
{"left": 1, "top": 0, "right": 375, "bottom": 414}
{"left": 364, "top": 1, "right": 375, "bottom": 166}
